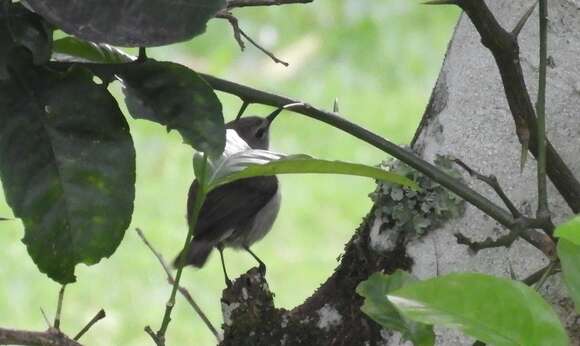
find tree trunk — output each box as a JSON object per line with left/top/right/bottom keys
{"left": 219, "top": 1, "right": 580, "bottom": 344}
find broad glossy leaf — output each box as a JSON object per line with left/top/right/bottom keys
{"left": 357, "top": 271, "right": 435, "bottom": 346}
{"left": 0, "top": 1, "right": 52, "bottom": 79}
{"left": 52, "top": 37, "right": 133, "bottom": 64}
{"left": 554, "top": 214, "right": 580, "bottom": 245}
{"left": 204, "top": 130, "right": 416, "bottom": 191}
{"left": 25, "top": 0, "right": 226, "bottom": 46}
{"left": 0, "top": 66, "right": 135, "bottom": 284}
{"left": 558, "top": 239, "right": 580, "bottom": 313}
{"left": 388, "top": 273, "right": 568, "bottom": 346}
{"left": 119, "top": 60, "right": 225, "bottom": 157}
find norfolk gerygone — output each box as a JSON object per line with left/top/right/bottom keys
{"left": 175, "top": 108, "right": 283, "bottom": 286}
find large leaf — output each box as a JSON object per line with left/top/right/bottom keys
{"left": 387, "top": 273, "right": 568, "bottom": 346}
{"left": 201, "top": 130, "right": 416, "bottom": 191}
{"left": 0, "top": 1, "right": 52, "bottom": 79}
{"left": 555, "top": 214, "right": 580, "bottom": 245}
{"left": 52, "top": 37, "right": 133, "bottom": 64}
{"left": 357, "top": 271, "right": 435, "bottom": 346}
{"left": 557, "top": 239, "right": 580, "bottom": 314}
{"left": 0, "top": 66, "right": 135, "bottom": 284}
{"left": 119, "top": 60, "right": 225, "bottom": 157}
{"left": 25, "top": 0, "right": 226, "bottom": 46}
{"left": 554, "top": 215, "right": 580, "bottom": 313}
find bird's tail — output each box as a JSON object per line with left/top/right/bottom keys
{"left": 173, "top": 240, "right": 213, "bottom": 268}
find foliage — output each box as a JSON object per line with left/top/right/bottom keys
{"left": 356, "top": 271, "right": 435, "bottom": 346}
{"left": 360, "top": 271, "right": 569, "bottom": 346}
{"left": 1, "top": 0, "right": 578, "bottom": 345}
{"left": 0, "top": 0, "right": 411, "bottom": 291}
{"left": 555, "top": 215, "right": 580, "bottom": 313}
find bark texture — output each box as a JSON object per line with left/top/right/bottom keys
{"left": 410, "top": 0, "right": 580, "bottom": 344}
{"left": 220, "top": 1, "right": 580, "bottom": 345}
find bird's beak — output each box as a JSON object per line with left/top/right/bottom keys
{"left": 265, "top": 107, "right": 283, "bottom": 127}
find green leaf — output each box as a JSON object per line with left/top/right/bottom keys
{"left": 387, "top": 273, "right": 568, "bottom": 346}
{"left": 205, "top": 130, "right": 416, "bottom": 191}
{"left": 357, "top": 271, "right": 435, "bottom": 346}
{"left": 52, "top": 37, "right": 133, "bottom": 64}
{"left": 213, "top": 156, "right": 416, "bottom": 190}
{"left": 119, "top": 60, "right": 225, "bottom": 157}
{"left": 25, "top": 0, "right": 226, "bottom": 46}
{"left": 0, "top": 66, "right": 135, "bottom": 284}
{"left": 554, "top": 214, "right": 580, "bottom": 245}
{"left": 557, "top": 239, "right": 580, "bottom": 314}
{"left": 0, "top": 1, "right": 52, "bottom": 79}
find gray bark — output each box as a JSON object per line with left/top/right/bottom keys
{"left": 408, "top": 0, "right": 580, "bottom": 344}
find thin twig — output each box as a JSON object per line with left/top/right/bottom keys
{"left": 523, "top": 262, "right": 561, "bottom": 286}
{"left": 535, "top": 260, "right": 559, "bottom": 291}
{"left": 135, "top": 228, "right": 221, "bottom": 341}
{"left": 452, "top": 158, "right": 521, "bottom": 217}
{"left": 455, "top": 231, "right": 520, "bottom": 253}
{"left": 236, "top": 100, "right": 251, "bottom": 120}
{"left": 73, "top": 309, "right": 106, "bottom": 341}
{"left": 152, "top": 154, "right": 209, "bottom": 344}
{"left": 40, "top": 308, "right": 51, "bottom": 329}
{"left": 217, "top": 11, "right": 245, "bottom": 50}
{"left": 54, "top": 285, "right": 66, "bottom": 331}
{"left": 217, "top": 12, "right": 289, "bottom": 66}
{"left": 536, "top": 0, "right": 550, "bottom": 227}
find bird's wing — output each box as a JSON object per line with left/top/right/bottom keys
{"left": 187, "top": 176, "right": 279, "bottom": 244}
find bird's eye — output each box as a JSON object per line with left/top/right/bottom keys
{"left": 256, "top": 128, "right": 266, "bottom": 139}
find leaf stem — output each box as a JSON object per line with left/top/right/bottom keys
{"left": 152, "top": 154, "right": 209, "bottom": 345}
{"left": 54, "top": 285, "right": 66, "bottom": 331}
{"left": 536, "top": 0, "right": 550, "bottom": 225}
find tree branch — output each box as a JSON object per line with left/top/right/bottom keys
{"left": 0, "top": 327, "right": 82, "bottom": 346}
{"left": 226, "top": 0, "right": 313, "bottom": 9}
{"left": 199, "top": 73, "right": 517, "bottom": 230}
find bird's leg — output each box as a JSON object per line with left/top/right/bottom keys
{"left": 217, "top": 244, "right": 232, "bottom": 287}
{"left": 243, "top": 245, "right": 266, "bottom": 276}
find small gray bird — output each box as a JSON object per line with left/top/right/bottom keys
{"left": 175, "top": 108, "right": 282, "bottom": 286}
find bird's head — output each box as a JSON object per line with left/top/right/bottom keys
{"left": 226, "top": 108, "right": 282, "bottom": 150}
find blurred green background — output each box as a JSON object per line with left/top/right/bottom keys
{"left": 0, "top": 1, "right": 459, "bottom": 345}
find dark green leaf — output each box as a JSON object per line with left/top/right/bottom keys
{"left": 25, "top": 0, "right": 226, "bottom": 46}
{"left": 387, "top": 273, "right": 568, "bottom": 346}
{"left": 554, "top": 214, "right": 580, "bottom": 245}
{"left": 52, "top": 37, "right": 133, "bottom": 64}
{"left": 557, "top": 239, "right": 580, "bottom": 313}
{"left": 0, "top": 66, "right": 135, "bottom": 284}
{"left": 0, "top": 1, "right": 52, "bottom": 79}
{"left": 357, "top": 271, "right": 435, "bottom": 346}
{"left": 119, "top": 60, "right": 225, "bottom": 157}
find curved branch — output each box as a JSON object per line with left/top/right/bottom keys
{"left": 226, "top": 0, "right": 313, "bottom": 9}
{"left": 199, "top": 73, "right": 516, "bottom": 229}
{"left": 0, "top": 327, "right": 82, "bottom": 346}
